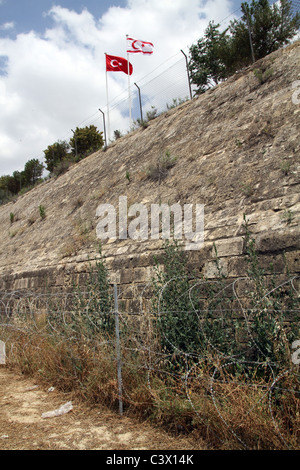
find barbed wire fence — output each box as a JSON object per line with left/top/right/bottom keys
{"left": 0, "top": 272, "right": 299, "bottom": 449}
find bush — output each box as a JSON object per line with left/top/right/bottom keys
{"left": 70, "top": 125, "right": 104, "bottom": 159}
{"left": 146, "top": 150, "right": 177, "bottom": 182}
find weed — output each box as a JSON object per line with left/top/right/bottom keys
{"left": 241, "top": 183, "right": 254, "bottom": 197}
{"left": 242, "top": 214, "right": 298, "bottom": 367}
{"left": 166, "top": 97, "right": 188, "bottom": 110}
{"left": 281, "top": 210, "right": 294, "bottom": 225}
{"left": 280, "top": 160, "right": 291, "bottom": 175}
{"left": 254, "top": 67, "right": 274, "bottom": 85}
{"left": 135, "top": 119, "right": 149, "bottom": 129}
{"left": 39, "top": 205, "right": 46, "bottom": 219}
{"left": 146, "top": 149, "right": 177, "bottom": 183}
{"left": 72, "top": 245, "right": 114, "bottom": 337}
{"left": 113, "top": 129, "right": 122, "bottom": 140}
{"left": 73, "top": 198, "right": 84, "bottom": 211}
{"left": 261, "top": 125, "right": 275, "bottom": 138}
{"left": 10, "top": 212, "right": 15, "bottom": 224}
{"left": 9, "top": 229, "right": 18, "bottom": 238}
{"left": 27, "top": 216, "right": 36, "bottom": 226}
{"left": 146, "top": 106, "right": 158, "bottom": 121}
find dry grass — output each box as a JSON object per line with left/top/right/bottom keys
{"left": 1, "top": 321, "right": 299, "bottom": 450}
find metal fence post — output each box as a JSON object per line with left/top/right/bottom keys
{"left": 0, "top": 340, "right": 6, "bottom": 365}
{"left": 134, "top": 82, "right": 143, "bottom": 123}
{"left": 243, "top": 3, "right": 255, "bottom": 64}
{"left": 99, "top": 108, "right": 107, "bottom": 149}
{"left": 71, "top": 129, "right": 78, "bottom": 158}
{"left": 181, "top": 49, "right": 193, "bottom": 100}
{"left": 113, "top": 284, "right": 123, "bottom": 416}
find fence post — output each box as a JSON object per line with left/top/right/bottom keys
{"left": 134, "top": 82, "right": 143, "bottom": 123}
{"left": 244, "top": 4, "right": 255, "bottom": 64}
{"left": 71, "top": 129, "right": 78, "bottom": 158}
{"left": 99, "top": 108, "right": 107, "bottom": 150}
{"left": 113, "top": 284, "right": 123, "bottom": 416}
{"left": 0, "top": 340, "right": 5, "bottom": 365}
{"left": 181, "top": 49, "right": 193, "bottom": 100}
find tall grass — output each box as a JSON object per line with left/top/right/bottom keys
{"left": 0, "top": 224, "right": 299, "bottom": 450}
{"left": 2, "top": 321, "right": 299, "bottom": 449}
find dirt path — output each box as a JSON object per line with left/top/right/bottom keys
{"left": 0, "top": 367, "right": 203, "bottom": 451}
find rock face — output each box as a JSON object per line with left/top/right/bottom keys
{"left": 0, "top": 41, "right": 299, "bottom": 297}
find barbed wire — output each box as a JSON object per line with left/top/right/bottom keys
{"left": 0, "top": 273, "right": 299, "bottom": 449}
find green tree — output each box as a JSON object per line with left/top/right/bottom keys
{"left": 0, "top": 174, "right": 21, "bottom": 195}
{"left": 229, "top": 0, "right": 300, "bottom": 65}
{"left": 43, "top": 140, "right": 70, "bottom": 173}
{"left": 69, "top": 125, "right": 104, "bottom": 159}
{"left": 189, "top": 0, "right": 300, "bottom": 93}
{"left": 23, "top": 159, "right": 44, "bottom": 186}
{"left": 189, "top": 21, "right": 231, "bottom": 94}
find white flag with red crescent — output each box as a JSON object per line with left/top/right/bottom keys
{"left": 127, "top": 37, "right": 154, "bottom": 54}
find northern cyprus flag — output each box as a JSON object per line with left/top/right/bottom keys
{"left": 127, "top": 37, "right": 154, "bottom": 54}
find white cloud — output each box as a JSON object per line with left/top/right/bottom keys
{"left": 0, "top": 21, "right": 14, "bottom": 30}
{"left": 0, "top": 0, "right": 236, "bottom": 175}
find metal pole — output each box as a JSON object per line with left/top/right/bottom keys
{"left": 126, "top": 34, "right": 132, "bottom": 126}
{"left": 99, "top": 109, "right": 107, "bottom": 149}
{"left": 105, "top": 53, "right": 111, "bottom": 142}
{"left": 71, "top": 129, "right": 78, "bottom": 158}
{"left": 245, "top": 7, "right": 255, "bottom": 64}
{"left": 181, "top": 49, "right": 193, "bottom": 100}
{"left": 114, "top": 284, "right": 123, "bottom": 416}
{"left": 134, "top": 82, "right": 143, "bottom": 123}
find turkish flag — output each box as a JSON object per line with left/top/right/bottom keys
{"left": 106, "top": 54, "right": 133, "bottom": 75}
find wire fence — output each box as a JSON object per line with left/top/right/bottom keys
{"left": 66, "top": 0, "right": 300, "bottom": 144}
{"left": 0, "top": 273, "right": 299, "bottom": 449}
{"left": 19, "top": 0, "right": 298, "bottom": 163}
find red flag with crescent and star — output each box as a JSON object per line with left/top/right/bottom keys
{"left": 106, "top": 54, "right": 133, "bottom": 75}
{"left": 127, "top": 37, "right": 154, "bottom": 54}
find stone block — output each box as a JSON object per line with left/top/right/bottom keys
{"left": 120, "top": 268, "right": 134, "bottom": 284}
{"left": 133, "top": 267, "right": 152, "bottom": 283}
{"left": 255, "top": 230, "right": 300, "bottom": 253}
{"left": 212, "top": 237, "right": 244, "bottom": 257}
{"left": 204, "top": 258, "right": 228, "bottom": 279}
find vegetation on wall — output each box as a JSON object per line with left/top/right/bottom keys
{"left": 0, "top": 125, "right": 104, "bottom": 205}
{"left": 189, "top": 0, "right": 300, "bottom": 94}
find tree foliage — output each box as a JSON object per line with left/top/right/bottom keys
{"left": 189, "top": 0, "right": 300, "bottom": 93}
{"left": 231, "top": 0, "right": 300, "bottom": 64}
{"left": 43, "top": 140, "right": 70, "bottom": 173}
{"left": 23, "top": 158, "right": 44, "bottom": 186}
{"left": 0, "top": 123, "right": 105, "bottom": 205}
{"left": 69, "top": 125, "right": 104, "bottom": 159}
{"left": 189, "top": 21, "right": 231, "bottom": 94}
{"left": 0, "top": 158, "right": 44, "bottom": 203}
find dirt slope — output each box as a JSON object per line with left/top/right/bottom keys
{"left": 0, "top": 367, "right": 203, "bottom": 451}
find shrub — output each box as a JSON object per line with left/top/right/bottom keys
{"left": 39, "top": 205, "right": 46, "bottom": 219}
{"left": 146, "top": 150, "right": 177, "bottom": 182}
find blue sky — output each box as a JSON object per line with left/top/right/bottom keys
{"left": 0, "top": 1, "right": 246, "bottom": 38}
{"left": 0, "top": 0, "right": 287, "bottom": 175}
{"left": 0, "top": 1, "right": 128, "bottom": 38}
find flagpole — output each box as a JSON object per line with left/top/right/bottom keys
{"left": 126, "top": 34, "right": 132, "bottom": 127}
{"left": 105, "top": 53, "right": 111, "bottom": 142}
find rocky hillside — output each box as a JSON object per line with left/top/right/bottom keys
{"left": 0, "top": 41, "right": 299, "bottom": 292}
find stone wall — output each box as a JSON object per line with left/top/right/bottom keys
{"left": 0, "top": 41, "right": 299, "bottom": 304}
